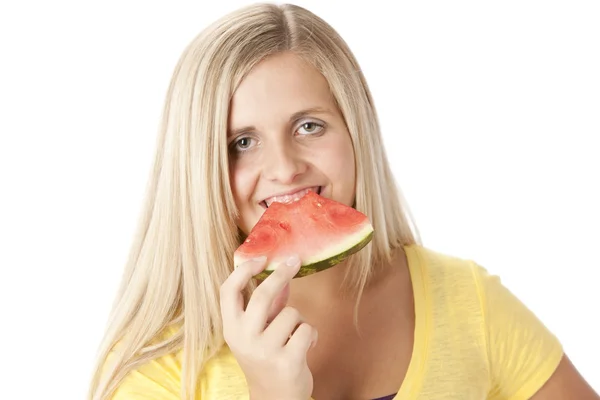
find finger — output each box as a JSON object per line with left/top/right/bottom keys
{"left": 263, "top": 306, "right": 304, "bottom": 347}
{"left": 220, "top": 256, "right": 268, "bottom": 322}
{"left": 266, "top": 283, "right": 290, "bottom": 324}
{"left": 285, "top": 322, "right": 318, "bottom": 360}
{"left": 245, "top": 255, "right": 301, "bottom": 332}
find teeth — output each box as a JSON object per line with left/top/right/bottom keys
{"left": 265, "top": 187, "right": 319, "bottom": 208}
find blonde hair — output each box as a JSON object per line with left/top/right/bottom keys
{"left": 88, "top": 3, "right": 421, "bottom": 400}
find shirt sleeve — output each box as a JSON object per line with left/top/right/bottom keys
{"left": 473, "top": 264, "right": 564, "bottom": 400}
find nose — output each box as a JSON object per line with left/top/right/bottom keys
{"left": 261, "top": 139, "right": 307, "bottom": 184}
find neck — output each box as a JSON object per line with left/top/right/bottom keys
{"left": 289, "top": 246, "right": 408, "bottom": 306}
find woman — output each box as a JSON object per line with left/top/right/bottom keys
{"left": 88, "top": 3, "right": 598, "bottom": 400}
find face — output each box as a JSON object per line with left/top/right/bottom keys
{"left": 228, "top": 52, "right": 356, "bottom": 235}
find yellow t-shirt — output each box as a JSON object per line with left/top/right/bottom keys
{"left": 110, "top": 244, "right": 564, "bottom": 399}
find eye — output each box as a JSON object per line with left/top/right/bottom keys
{"left": 297, "top": 121, "right": 325, "bottom": 135}
{"left": 232, "top": 136, "right": 255, "bottom": 153}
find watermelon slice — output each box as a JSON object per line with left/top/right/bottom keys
{"left": 234, "top": 191, "right": 374, "bottom": 279}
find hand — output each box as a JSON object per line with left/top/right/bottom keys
{"left": 220, "top": 255, "right": 318, "bottom": 400}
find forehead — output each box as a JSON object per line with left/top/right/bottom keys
{"left": 229, "top": 52, "right": 336, "bottom": 129}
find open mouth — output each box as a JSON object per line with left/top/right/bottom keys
{"left": 261, "top": 186, "right": 322, "bottom": 209}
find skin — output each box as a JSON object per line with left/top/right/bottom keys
{"left": 228, "top": 51, "right": 356, "bottom": 236}
{"left": 222, "top": 51, "right": 599, "bottom": 399}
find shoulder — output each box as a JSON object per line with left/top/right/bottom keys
{"left": 109, "top": 333, "right": 247, "bottom": 400}
{"left": 108, "top": 348, "right": 182, "bottom": 399}
{"left": 404, "top": 243, "right": 483, "bottom": 295}
{"left": 198, "top": 346, "right": 249, "bottom": 398}
{"left": 105, "top": 326, "right": 184, "bottom": 400}
{"left": 405, "top": 244, "right": 565, "bottom": 399}
{"left": 404, "top": 243, "right": 544, "bottom": 310}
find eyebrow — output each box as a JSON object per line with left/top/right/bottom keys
{"left": 227, "top": 106, "right": 332, "bottom": 138}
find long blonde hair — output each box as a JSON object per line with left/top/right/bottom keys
{"left": 88, "top": 3, "right": 420, "bottom": 399}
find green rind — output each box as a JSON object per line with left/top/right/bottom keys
{"left": 299, "top": 221, "right": 374, "bottom": 266}
{"left": 252, "top": 230, "right": 374, "bottom": 281}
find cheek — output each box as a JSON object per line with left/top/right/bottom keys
{"left": 330, "top": 137, "right": 355, "bottom": 177}
{"left": 316, "top": 136, "right": 356, "bottom": 202}
{"left": 230, "top": 162, "right": 256, "bottom": 207}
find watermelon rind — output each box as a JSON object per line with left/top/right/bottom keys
{"left": 252, "top": 225, "right": 374, "bottom": 281}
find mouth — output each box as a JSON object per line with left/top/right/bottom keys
{"left": 260, "top": 186, "right": 322, "bottom": 209}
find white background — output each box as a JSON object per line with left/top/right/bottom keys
{"left": 1, "top": 1, "right": 598, "bottom": 398}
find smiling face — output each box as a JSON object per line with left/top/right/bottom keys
{"left": 228, "top": 52, "right": 356, "bottom": 235}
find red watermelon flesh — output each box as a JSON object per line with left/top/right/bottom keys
{"left": 234, "top": 191, "right": 374, "bottom": 279}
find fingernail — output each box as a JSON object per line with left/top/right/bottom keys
{"left": 252, "top": 255, "right": 267, "bottom": 262}
{"left": 286, "top": 255, "right": 300, "bottom": 267}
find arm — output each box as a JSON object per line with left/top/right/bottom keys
{"left": 472, "top": 263, "right": 598, "bottom": 400}
{"left": 530, "top": 354, "right": 599, "bottom": 400}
